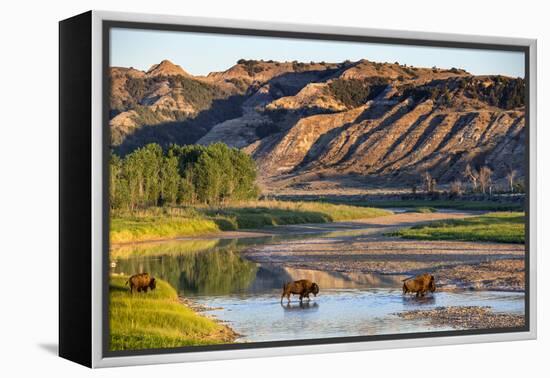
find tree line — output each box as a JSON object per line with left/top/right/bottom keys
{"left": 416, "top": 163, "right": 524, "bottom": 197}
{"left": 110, "top": 143, "right": 259, "bottom": 210}
{"left": 401, "top": 76, "right": 525, "bottom": 110}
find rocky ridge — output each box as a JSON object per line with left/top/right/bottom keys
{"left": 109, "top": 58, "right": 525, "bottom": 191}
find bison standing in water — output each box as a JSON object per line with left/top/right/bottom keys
{"left": 126, "top": 273, "right": 157, "bottom": 294}
{"left": 281, "top": 279, "right": 319, "bottom": 303}
{"left": 403, "top": 273, "right": 436, "bottom": 297}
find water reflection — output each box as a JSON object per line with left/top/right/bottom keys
{"left": 113, "top": 240, "right": 258, "bottom": 296}
{"left": 113, "top": 240, "right": 410, "bottom": 296}
{"left": 401, "top": 295, "right": 436, "bottom": 305}
{"left": 112, "top": 237, "right": 408, "bottom": 297}
{"left": 281, "top": 302, "right": 320, "bottom": 312}
{"left": 111, "top": 239, "right": 221, "bottom": 259}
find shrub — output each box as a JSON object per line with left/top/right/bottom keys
{"left": 513, "top": 180, "right": 526, "bottom": 193}
{"left": 449, "top": 180, "right": 464, "bottom": 197}
{"left": 292, "top": 61, "right": 307, "bottom": 72}
{"left": 237, "top": 59, "right": 264, "bottom": 76}
{"left": 328, "top": 77, "right": 388, "bottom": 108}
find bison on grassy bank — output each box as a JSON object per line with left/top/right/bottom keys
{"left": 126, "top": 273, "right": 157, "bottom": 294}
{"left": 403, "top": 273, "right": 436, "bottom": 297}
{"left": 281, "top": 279, "right": 319, "bottom": 303}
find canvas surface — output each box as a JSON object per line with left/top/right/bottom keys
{"left": 105, "top": 23, "right": 528, "bottom": 354}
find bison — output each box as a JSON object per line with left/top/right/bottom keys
{"left": 402, "top": 273, "right": 436, "bottom": 297}
{"left": 281, "top": 279, "right": 319, "bottom": 303}
{"left": 126, "top": 273, "right": 157, "bottom": 294}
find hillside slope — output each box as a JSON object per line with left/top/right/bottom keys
{"left": 109, "top": 59, "right": 525, "bottom": 192}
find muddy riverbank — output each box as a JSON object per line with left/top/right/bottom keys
{"left": 242, "top": 235, "right": 524, "bottom": 292}
{"left": 237, "top": 211, "right": 524, "bottom": 292}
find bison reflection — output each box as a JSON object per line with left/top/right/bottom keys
{"left": 402, "top": 294, "right": 436, "bottom": 306}
{"left": 126, "top": 273, "right": 157, "bottom": 294}
{"left": 281, "top": 279, "right": 319, "bottom": 303}
{"left": 402, "top": 273, "right": 436, "bottom": 297}
{"left": 282, "top": 301, "right": 319, "bottom": 311}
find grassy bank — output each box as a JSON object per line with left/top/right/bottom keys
{"left": 329, "top": 199, "right": 523, "bottom": 211}
{"left": 389, "top": 212, "right": 525, "bottom": 243}
{"left": 206, "top": 200, "right": 390, "bottom": 228}
{"left": 351, "top": 200, "right": 523, "bottom": 211}
{"left": 109, "top": 276, "right": 235, "bottom": 351}
{"left": 111, "top": 201, "right": 391, "bottom": 244}
{"left": 111, "top": 215, "right": 219, "bottom": 244}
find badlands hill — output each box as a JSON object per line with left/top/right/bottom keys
{"left": 109, "top": 58, "right": 525, "bottom": 193}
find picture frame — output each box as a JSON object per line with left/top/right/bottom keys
{"left": 59, "top": 10, "right": 537, "bottom": 368}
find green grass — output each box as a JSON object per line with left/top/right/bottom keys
{"left": 206, "top": 200, "right": 390, "bottom": 229}
{"left": 111, "top": 201, "right": 391, "bottom": 243}
{"left": 109, "top": 276, "right": 232, "bottom": 351}
{"left": 110, "top": 216, "right": 220, "bottom": 244}
{"left": 389, "top": 212, "right": 525, "bottom": 243}
{"left": 339, "top": 199, "right": 523, "bottom": 211}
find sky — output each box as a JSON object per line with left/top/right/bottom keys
{"left": 110, "top": 28, "right": 525, "bottom": 78}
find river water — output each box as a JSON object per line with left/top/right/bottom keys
{"left": 111, "top": 230, "right": 524, "bottom": 342}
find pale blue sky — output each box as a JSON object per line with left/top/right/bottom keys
{"left": 110, "top": 28, "right": 524, "bottom": 78}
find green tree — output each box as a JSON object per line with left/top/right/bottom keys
{"left": 109, "top": 154, "right": 130, "bottom": 209}
{"left": 110, "top": 142, "right": 259, "bottom": 209}
{"left": 160, "top": 155, "right": 179, "bottom": 205}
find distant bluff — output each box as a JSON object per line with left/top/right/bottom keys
{"left": 109, "top": 58, "right": 525, "bottom": 192}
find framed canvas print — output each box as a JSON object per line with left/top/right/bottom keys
{"left": 59, "top": 10, "right": 537, "bottom": 368}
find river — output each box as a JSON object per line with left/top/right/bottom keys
{"left": 111, "top": 213, "right": 525, "bottom": 342}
